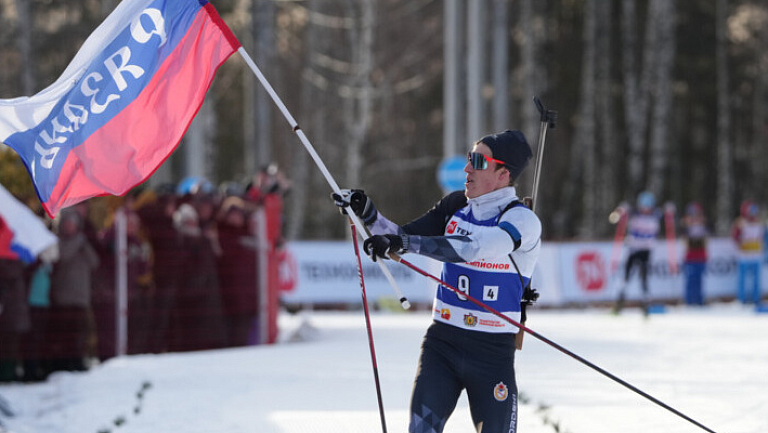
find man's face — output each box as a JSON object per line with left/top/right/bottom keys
{"left": 464, "top": 142, "right": 509, "bottom": 199}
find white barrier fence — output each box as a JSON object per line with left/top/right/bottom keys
{"left": 283, "top": 238, "right": 764, "bottom": 307}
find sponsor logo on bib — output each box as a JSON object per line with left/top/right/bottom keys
{"left": 463, "top": 313, "right": 478, "bottom": 327}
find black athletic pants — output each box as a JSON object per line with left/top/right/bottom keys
{"left": 624, "top": 249, "right": 651, "bottom": 294}
{"left": 409, "top": 321, "right": 518, "bottom": 433}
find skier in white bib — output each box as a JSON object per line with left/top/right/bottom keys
{"left": 333, "top": 130, "right": 541, "bottom": 433}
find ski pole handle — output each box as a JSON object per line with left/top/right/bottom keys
{"left": 530, "top": 97, "right": 557, "bottom": 213}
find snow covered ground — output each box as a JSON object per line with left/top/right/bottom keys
{"left": 1, "top": 303, "right": 766, "bottom": 433}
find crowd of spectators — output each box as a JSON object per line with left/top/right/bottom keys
{"left": 0, "top": 166, "right": 290, "bottom": 382}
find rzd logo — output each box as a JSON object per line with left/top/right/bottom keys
{"left": 575, "top": 251, "right": 606, "bottom": 291}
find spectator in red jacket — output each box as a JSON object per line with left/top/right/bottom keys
{"left": 170, "top": 203, "right": 226, "bottom": 352}
{"left": 48, "top": 209, "right": 99, "bottom": 372}
{"left": 216, "top": 197, "right": 258, "bottom": 346}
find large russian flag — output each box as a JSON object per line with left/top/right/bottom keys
{"left": 0, "top": 183, "right": 57, "bottom": 263}
{"left": 0, "top": 0, "right": 240, "bottom": 217}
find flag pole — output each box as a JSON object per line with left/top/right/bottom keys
{"left": 237, "top": 47, "right": 411, "bottom": 309}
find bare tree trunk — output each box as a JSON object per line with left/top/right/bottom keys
{"left": 622, "top": 0, "right": 653, "bottom": 194}
{"left": 575, "top": 0, "right": 597, "bottom": 238}
{"left": 467, "top": 0, "right": 487, "bottom": 142}
{"left": 715, "top": 0, "right": 732, "bottom": 234}
{"left": 646, "top": 0, "right": 677, "bottom": 197}
{"left": 519, "top": 0, "right": 538, "bottom": 199}
{"left": 443, "top": 0, "right": 462, "bottom": 157}
{"left": 242, "top": 2, "right": 256, "bottom": 177}
{"left": 286, "top": 0, "right": 320, "bottom": 240}
{"left": 186, "top": 98, "right": 217, "bottom": 181}
{"left": 491, "top": 0, "right": 509, "bottom": 131}
{"left": 254, "top": 0, "right": 275, "bottom": 168}
{"left": 757, "top": 23, "right": 768, "bottom": 206}
{"left": 621, "top": 0, "right": 639, "bottom": 195}
{"left": 344, "top": 0, "right": 375, "bottom": 188}
{"left": 596, "top": 0, "right": 617, "bottom": 233}
{"left": 14, "top": 0, "right": 34, "bottom": 95}
{"left": 752, "top": 62, "right": 766, "bottom": 205}
{"left": 241, "top": 1, "right": 276, "bottom": 178}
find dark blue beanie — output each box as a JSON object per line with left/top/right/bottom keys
{"left": 479, "top": 129, "right": 532, "bottom": 180}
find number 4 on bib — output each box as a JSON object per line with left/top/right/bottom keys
{"left": 483, "top": 285, "right": 498, "bottom": 301}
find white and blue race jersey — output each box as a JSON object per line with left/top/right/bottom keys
{"left": 431, "top": 188, "right": 541, "bottom": 333}
{"left": 625, "top": 211, "right": 661, "bottom": 252}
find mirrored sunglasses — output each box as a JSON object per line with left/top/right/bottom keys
{"left": 467, "top": 152, "right": 506, "bottom": 170}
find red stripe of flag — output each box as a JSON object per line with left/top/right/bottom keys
{"left": 43, "top": 4, "right": 240, "bottom": 217}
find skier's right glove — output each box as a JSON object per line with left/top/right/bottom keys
{"left": 363, "top": 234, "right": 407, "bottom": 261}
{"left": 331, "top": 189, "right": 378, "bottom": 225}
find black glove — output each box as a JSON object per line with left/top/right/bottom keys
{"left": 521, "top": 286, "right": 539, "bottom": 306}
{"left": 363, "top": 234, "right": 407, "bottom": 261}
{"left": 519, "top": 286, "right": 539, "bottom": 323}
{"left": 331, "top": 189, "right": 378, "bottom": 224}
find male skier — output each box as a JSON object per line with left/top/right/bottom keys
{"left": 334, "top": 129, "right": 541, "bottom": 433}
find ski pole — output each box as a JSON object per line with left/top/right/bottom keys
{"left": 388, "top": 254, "right": 720, "bottom": 433}
{"left": 238, "top": 47, "right": 410, "bottom": 309}
{"left": 529, "top": 97, "right": 557, "bottom": 213}
{"left": 350, "top": 222, "right": 388, "bottom": 433}
{"left": 518, "top": 96, "right": 557, "bottom": 350}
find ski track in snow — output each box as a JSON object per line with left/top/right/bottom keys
{"left": 1, "top": 304, "right": 766, "bottom": 433}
